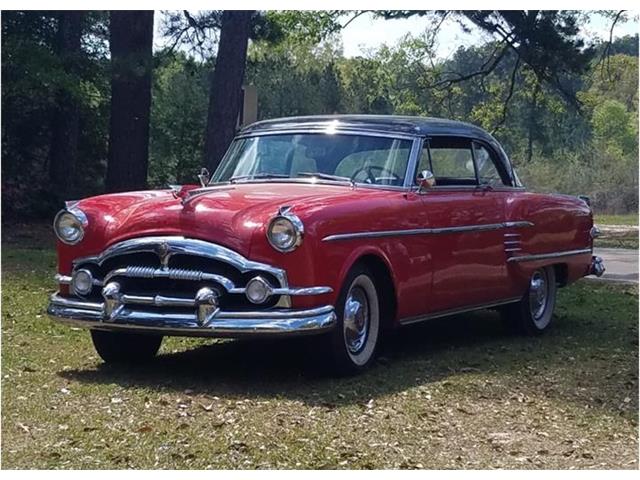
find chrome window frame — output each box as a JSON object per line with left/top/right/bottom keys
{"left": 410, "top": 133, "right": 520, "bottom": 189}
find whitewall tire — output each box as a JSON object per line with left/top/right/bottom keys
{"left": 328, "top": 266, "right": 381, "bottom": 374}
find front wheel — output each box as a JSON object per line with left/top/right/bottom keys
{"left": 326, "top": 266, "right": 381, "bottom": 375}
{"left": 502, "top": 266, "right": 557, "bottom": 335}
{"left": 90, "top": 330, "right": 163, "bottom": 364}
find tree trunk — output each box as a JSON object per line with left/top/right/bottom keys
{"left": 106, "top": 10, "right": 154, "bottom": 193}
{"left": 203, "top": 10, "right": 254, "bottom": 171}
{"left": 48, "top": 11, "right": 83, "bottom": 201}
{"left": 526, "top": 82, "right": 541, "bottom": 163}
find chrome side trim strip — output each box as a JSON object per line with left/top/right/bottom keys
{"left": 322, "top": 221, "right": 533, "bottom": 242}
{"left": 507, "top": 248, "right": 592, "bottom": 263}
{"left": 504, "top": 221, "right": 533, "bottom": 229}
{"left": 399, "top": 297, "right": 522, "bottom": 326}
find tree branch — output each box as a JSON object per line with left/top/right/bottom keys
{"left": 494, "top": 56, "right": 521, "bottom": 132}
{"left": 599, "top": 10, "right": 625, "bottom": 80}
{"left": 341, "top": 10, "right": 370, "bottom": 30}
{"left": 426, "top": 41, "right": 509, "bottom": 89}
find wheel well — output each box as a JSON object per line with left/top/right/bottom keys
{"left": 553, "top": 263, "right": 569, "bottom": 287}
{"left": 353, "top": 254, "right": 398, "bottom": 330}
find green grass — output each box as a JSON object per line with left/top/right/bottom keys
{"left": 595, "top": 214, "right": 638, "bottom": 226}
{"left": 593, "top": 214, "right": 638, "bottom": 249}
{"left": 2, "top": 245, "right": 638, "bottom": 469}
{"left": 595, "top": 237, "right": 639, "bottom": 249}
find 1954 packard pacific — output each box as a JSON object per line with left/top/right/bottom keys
{"left": 48, "top": 115, "right": 605, "bottom": 374}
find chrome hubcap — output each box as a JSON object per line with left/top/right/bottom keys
{"left": 343, "top": 286, "right": 370, "bottom": 354}
{"left": 529, "top": 270, "right": 549, "bottom": 322}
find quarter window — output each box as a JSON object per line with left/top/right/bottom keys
{"left": 473, "top": 142, "right": 509, "bottom": 186}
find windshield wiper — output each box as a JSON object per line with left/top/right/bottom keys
{"left": 297, "top": 172, "right": 355, "bottom": 186}
{"left": 229, "top": 173, "right": 290, "bottom": 183}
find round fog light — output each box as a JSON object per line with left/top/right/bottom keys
{"left": 245, "top": 276, "right": 272, "bottom": 304}
{"left": 72, "top": 269, "right": 94, "bottom": 296}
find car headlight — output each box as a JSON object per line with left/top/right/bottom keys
{"left": 53, "top": 208, "right": 87, "bottom": 245}
{"left": 266, "top": 207, "right": 303, "bottom": 252}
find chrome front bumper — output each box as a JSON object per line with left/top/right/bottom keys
{"left": 47, "top": 293, "right": 336, "bottom": 337}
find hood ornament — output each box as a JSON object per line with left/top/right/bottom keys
{"left": 168, "top": 184, "right": 191, "bottom": 205}
{"left": 157, "top": 241, "right": 171, "bottom": 269}
{"left": 168, "top": 184, "right": 182, "bottom": 199}
{"left": 198, "top": 168, "right": 210, "bottom": 188}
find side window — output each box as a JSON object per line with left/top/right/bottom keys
{"left": 427, "top": 137, "right": 477, "bottom": 186}
{"left": 473, "top": 142, "right": 510, "bottom": 186}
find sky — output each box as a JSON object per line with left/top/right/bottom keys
{"left": 154, "top": 11, "right": 640, "bottom": 60}
{"left": 338, "top": 11, "right": 640, "bottom": 59}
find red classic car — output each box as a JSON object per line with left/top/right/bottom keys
{"left": 48, "top": 115, "right": 605, "bottom": 374}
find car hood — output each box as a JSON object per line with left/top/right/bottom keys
{"left": 75, "top": 182, "right": 379, "bottom": 256}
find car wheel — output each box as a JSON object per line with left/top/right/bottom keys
{"left": 90, "top": 330, "right": 163, "bottom": 364}
{"left": 502, "top": 266, "right": 557, "bottom": 335}
{"left": 327, "top": 266, "right": 381, "bottom": 375}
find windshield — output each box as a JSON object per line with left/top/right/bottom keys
{"left": 210, "top": 133, "right": 413, "bottom": 187}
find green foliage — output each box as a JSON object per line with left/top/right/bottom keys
{"left": 148, "top": 51, "right": 210, "bottom": 186}
{"left": 262, "top": 10, "right": 344, "bottom": 45}
{"left": 246, "top": 32, "right": 639, "bottom": 213}
{"left": 1, "top": 11, "right": 110, "bottom": 219}
{"left": 245, "top": 38, "right": 345, "bottom": 118}
{"left": 2, "top": 9, "right": 638, "bottom": 218}
{"left": 591, "top": 100, "right": 637, "bottom": 156}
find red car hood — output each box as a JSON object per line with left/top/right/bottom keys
{"left": 76, "top": 182, "right": 374, "bottom": 256}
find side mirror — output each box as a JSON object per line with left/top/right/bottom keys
{"left": 198, "top": 168, "right": 210, "bottom": 187}
{"left": 416, "top": 170, "right": 435, "bottom": 192}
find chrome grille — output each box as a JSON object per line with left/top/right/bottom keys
{"left": 103, "top": 266, "right": 240, "bottom": 293}
{"left": 70, "top": 237, "right": 289, "bottom": 310}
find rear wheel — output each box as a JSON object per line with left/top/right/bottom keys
{"left": 502, "top": 266, "right": 557, "bottom": 335}
{"left": 327, "top": 266, "right": 381, "bottom": 375}
{"left": 90, "top": 330, "right": 163, "bottom": 364}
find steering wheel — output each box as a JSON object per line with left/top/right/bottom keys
{"left": 351, "top": 165, "right": 401, "bottom": 185}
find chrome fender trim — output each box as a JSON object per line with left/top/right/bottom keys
{"left": 507, "top": 248, "right": 592, "bottom": 263}
{"left": 322, "top": 221, "right": 533, "bottom": 242}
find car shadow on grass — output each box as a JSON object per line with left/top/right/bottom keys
{"left": 58, "top": 307, "right": 638, "bottom": 418}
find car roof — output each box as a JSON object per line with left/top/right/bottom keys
{"left": 239, "top": 114, "right": 495, "bottom": 141}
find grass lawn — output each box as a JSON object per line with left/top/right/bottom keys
{"left": 1, "top": 243, "right": 638, "bottom": 469}
{"left": 595, "top": 238, "right": 639, "bottom": 249}
{"left": 592, "top": 214, "right": 638, "bottom": 249}
{"left": 595, "top": 214, "right": 638, "bottom": 226}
